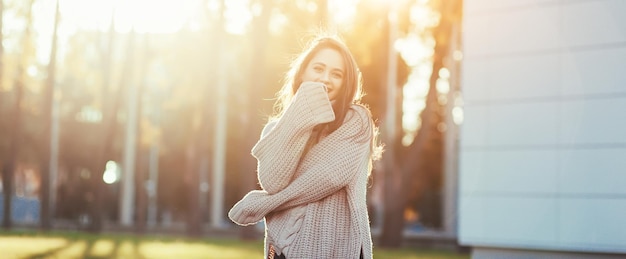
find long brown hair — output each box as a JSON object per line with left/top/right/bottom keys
{"left": 273, "top": 36, "right": 361, "bottom": 130}
{"left": 271, "top": 35, "right": 382, "bottom": 163}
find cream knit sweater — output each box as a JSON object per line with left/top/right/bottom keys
{"left": 228, "top": 82, "right": 374, "bottom": 259}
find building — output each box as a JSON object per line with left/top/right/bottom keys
{"left": 459, "top": 0, "right": 626, "bottom": 258}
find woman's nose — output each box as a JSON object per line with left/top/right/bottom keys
{"left": 320, "top": 72, "right": 330, "bottom": 83}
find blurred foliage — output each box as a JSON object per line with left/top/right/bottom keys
{"left": 0, "top": 0, "right": 462, "bottom": 235}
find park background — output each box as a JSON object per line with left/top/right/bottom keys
{"left": 1, "top": 0, "right": 625, "bottom": 258}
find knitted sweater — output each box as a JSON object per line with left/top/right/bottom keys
{"left": 228, "top": 82, "right": 374, "bottom": 259}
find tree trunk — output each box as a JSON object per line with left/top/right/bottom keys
{"left": 88, "top": 27, "right": 133, "bottom": 233}
{"left": 399, "top": 0, "right": 459, "bottom": 230}
{"left": 86, "top": 7, "right": 116, "bottom": 233}
{"left": 379, "top": 2, "right": 405, "bottom": 246}
{"left": 0, "top": 0, "right": 5, "bottom": 229}
{"left": 186, "top": 131, "right": 201, "bottom": 236}
{"left": 134, "top": 34, "right": 151, "bottom": 234}
{"left": 378, "top": 0, "right": 460, "bottom": 247}
{"left": 40, "top": 0, "right": 61, "bottom": 230}
{"left": 187, "top": 154, "right": 202, "bottom": 236}
{"left": 379, "top": 146, "right": 404, "bottom": 247}
{"left": 3, "top": 0, "right": 36, "bottom": 230}
{"left": 2, "top": 72, "right": 22, "bottom": 230}
{"left": 238, "top": 0, "right": 273, "bottom": 240}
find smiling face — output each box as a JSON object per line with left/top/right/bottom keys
{"left": 300, "top": 48, "right": 345, "bottom": 102}
{"left": 276, "top": 37, "right": 362, "bottom": 133}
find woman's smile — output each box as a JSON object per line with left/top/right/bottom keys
{"left": 301, "top": 48, "right": 345, "bottom": 101}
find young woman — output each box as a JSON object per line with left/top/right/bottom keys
{"left": 228, "top": 35, "right": 381, "bottom": 259}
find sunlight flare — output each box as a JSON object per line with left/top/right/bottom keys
{"left": 58, "top": 0, "right": 203, "bottom": 33}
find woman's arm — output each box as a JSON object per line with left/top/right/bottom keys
{"left": 269, "top": 106, "right": 373, "bottom": 210}
{"left": 252, "top": 82, "right": 335, "bottom": 194}
{"left": 229, "top": 106, "right": 373, "bottom": 225}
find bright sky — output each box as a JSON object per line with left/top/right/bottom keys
{"left": 52, "top": 0, "right": 257, "bottom": 34}
{"left": 60, "top": 0, "right": 202, "bottom": 33}
{"left": 26, "top": 0, "right": 448, "bottom": 143}
{"left": 328, "top": 0, "right": 359, "bottom": 26}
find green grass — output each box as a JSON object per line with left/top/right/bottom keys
{"left": 0, "top": 230, "right": 469, "bottom": 259}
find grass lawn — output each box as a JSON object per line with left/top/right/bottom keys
{"left": 0, "top": 231, "right": 469, "bottom": 259}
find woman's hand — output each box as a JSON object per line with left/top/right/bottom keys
{"left": 228, "top": 190, "right": 270, "bottom": 226}
{"left": 300, "top": 81, "right": 337, "bottom": 106}
{"left": 300, "top": 81, "right": 327, "bottom": 92}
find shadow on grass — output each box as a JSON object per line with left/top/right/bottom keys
{"left": 203, "top": 237, "right": 264, "bottom": 254}
{"left": 80, "top": 235, "right": 146, "bottom": 259}
{"left": 22, "top": 239, "right": 75, "bottom": 259}
{"left": 17, "top": 233, "right": 147, "bottom": 259}
{"left": 130, "top": 237, "right": 147, "bottom": 259}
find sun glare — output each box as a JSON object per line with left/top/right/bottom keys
{"left": 223, "top": 0, "right": 253, "bottom": 35}
{"left": 328, "top": 0, "right": 358, "bottom": 26}
{"left": 32, "top": 0, "right": 202, "bottom": 67}
{"left": 55, "top": 0, "right": 255, "bottom": 35}
{"left": 102, "top": 160, "right": 120, "bottom": 184}
{"left": 58, "top": 0, "right": 203, "bottom": 34}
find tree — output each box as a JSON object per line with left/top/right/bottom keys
{"left": 379, "top": 0, "right": 463, "bottom": 247}
{"left": 87, "top": 23, "right": 134, "bottom": 233}
{"left": 0, "top": 0, "right": 8, "bottom": 230}
{"left": 40, "top": 0, "right": 60, "bottom": 230}
{"left": 235, "top": 0, "right": 274, "bottom": 240}
{"left": 2, "top": 0, "right": 36, "bottom": 230}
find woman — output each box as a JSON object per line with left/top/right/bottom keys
{"left": 228, "top": 35, "right": 381, "bottom": 259}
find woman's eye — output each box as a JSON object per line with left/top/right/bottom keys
{"left": 313, "top": 66, "right": 323, "bottom": 72}
{"left": 332, "top": 72, "right": 343, "bottom": 79}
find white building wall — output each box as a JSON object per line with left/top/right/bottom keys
{"left": 459, "top": 0, "right": 626, "bottom": 254}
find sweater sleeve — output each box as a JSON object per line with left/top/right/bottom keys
{"left": 228, "top": 106, "right": 373, "bottom": 226}
{"left": 270, "top": 106, "right": 373, "bottom": 211}
{"left": 252, "top": 82, "right": 335, "bottom": 194}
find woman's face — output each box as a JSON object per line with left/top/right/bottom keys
{"left": 301, "top": 48, "right": 345, "bottom": 102}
